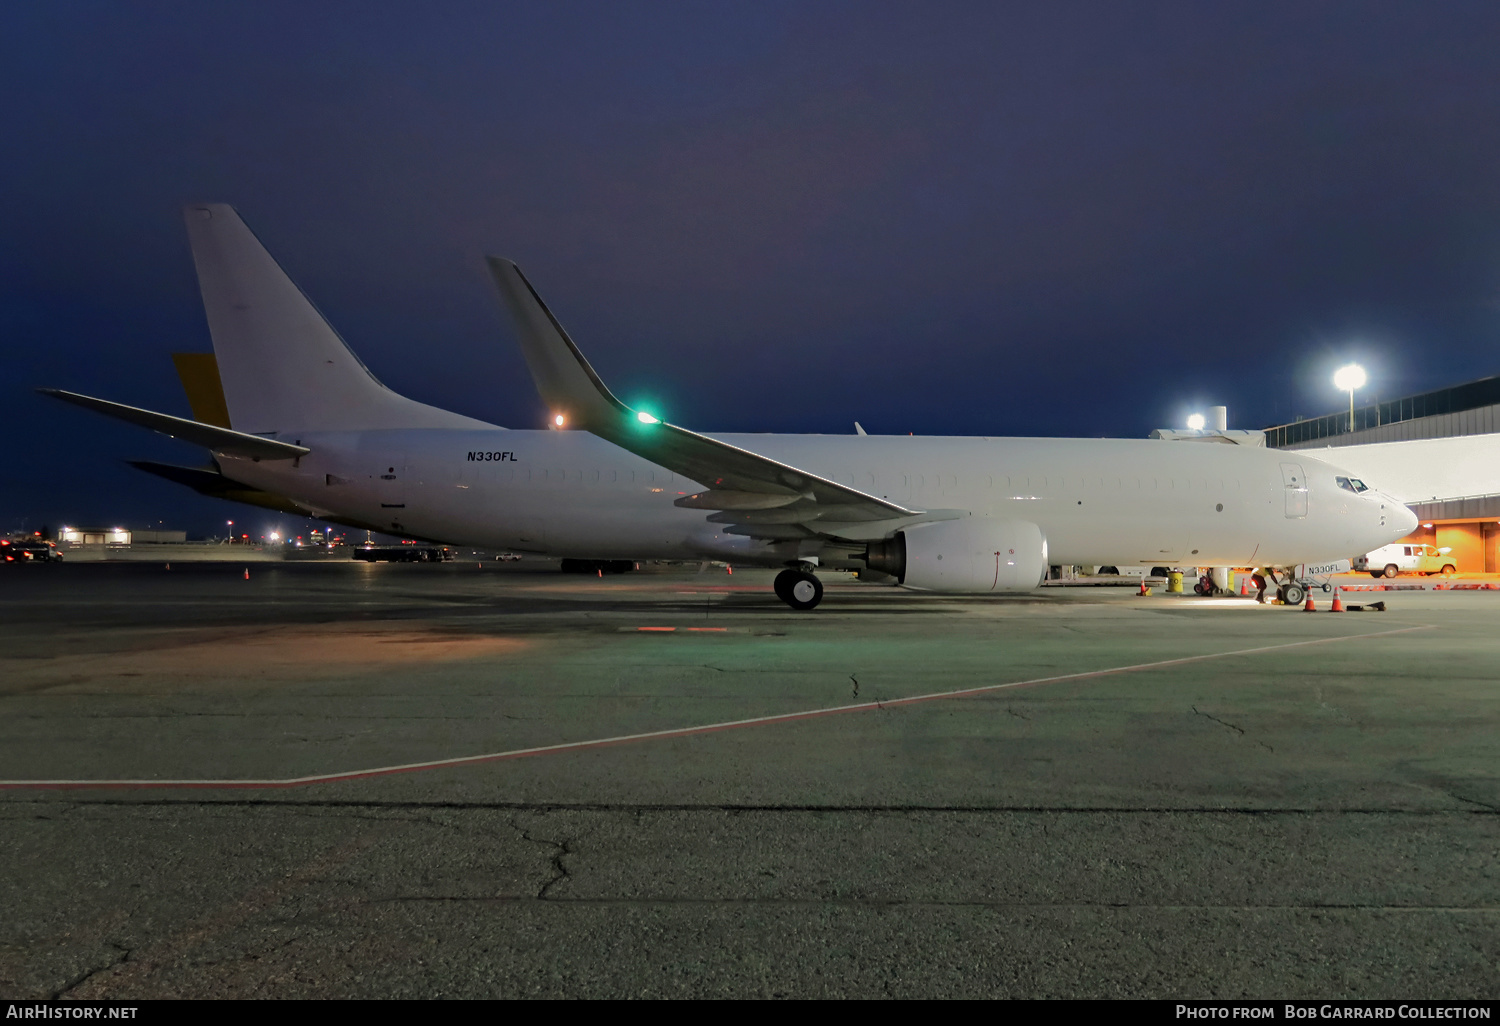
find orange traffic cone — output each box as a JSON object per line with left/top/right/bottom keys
{"left": 726, "top": 565, "right": 733, "bottom": 575}
{"left": 1303, "top": 593, "right": 1316, "bottom": 611}
{"left": 243, "top": 567, "right": 250, "bottom": 580}
{"left": 1137, "top": 578, "right": 1150, "bottom": 596}
{"left": 597, "top": 568, "right": 603, "bottom": 578}
{"left": 165, "top": 563, "right": 170, "bottom": 571}
{"left": 1330, "top": 588, "right": 1344, "bottom": 612}
{"left": 1239, "top": 577, "right": 1248, "bottom": 596}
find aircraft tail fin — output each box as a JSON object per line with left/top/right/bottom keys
{"left": 183, "top": 204, "right": 492, "bottom": 433}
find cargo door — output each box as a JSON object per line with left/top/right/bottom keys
{"left": 1280, "top": 463, "right": 1308, "bottom": 519}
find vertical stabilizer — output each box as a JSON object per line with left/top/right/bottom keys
{"left": 184, "top": 204, "right": 493, "bottom": 433}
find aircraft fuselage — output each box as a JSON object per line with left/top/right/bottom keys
{"left": 219, "top": 427, "right": 1413, "bottom": 569}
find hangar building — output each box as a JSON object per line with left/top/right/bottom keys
{"left": 1265, "top": 376, "right": 1500, "bottom": 572}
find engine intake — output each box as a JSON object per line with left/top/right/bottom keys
{"left": 865, "top": 518, "right": 1048, "bottom": 593}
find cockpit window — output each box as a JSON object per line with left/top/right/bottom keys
{"left": 1336, "top": 476, "right": 1369, "bottom": 493}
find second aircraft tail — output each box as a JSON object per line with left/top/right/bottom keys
{"left": 184, "top": 204, "right": 492, "bottom": 434}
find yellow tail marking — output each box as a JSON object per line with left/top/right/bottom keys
{"left": 171, "top": 353, "right": 232, "bottom": 429}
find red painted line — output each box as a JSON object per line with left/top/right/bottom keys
{"left": 636, "top": 626, "right": 676, "bottom": 632}
{"left": 0, "top": 625, "right": 1432, "bottom": 791}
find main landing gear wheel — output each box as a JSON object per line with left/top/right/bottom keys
{"left": 774, "top": 569, "right": 824, "bottom": 610}
{"left": 1281, "top": 583, "right": 1306, "bottom": 607}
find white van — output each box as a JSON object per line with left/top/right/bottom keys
{"left": 1353, "top": 543, "right": 1455, "bottom": 578}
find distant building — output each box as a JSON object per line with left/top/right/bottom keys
{"left": 57, "top": 527, "right": 187, "bottom": 545}
{"left": 1265, "top": 376, "right": 1500, "bottom": 572}
{"left": 1264, "top": 375, "right": 1500, "bottom": 450}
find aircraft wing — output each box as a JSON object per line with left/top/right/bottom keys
{"left": 488, "top": 257, "right": 930, "bottom": 540}
{"left": 38, "top": 388, "right": 309, "bottom": 460}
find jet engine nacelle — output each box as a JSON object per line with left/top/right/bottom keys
{"left": 866, "top": 517, "right": 1048, "bottom": 593}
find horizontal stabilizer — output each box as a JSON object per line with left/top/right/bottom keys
{"left": 128, "top": 460, "right": 314, "bottom": 515}
{"left": 39, "top": 389, "right": 309, "bottom": 459}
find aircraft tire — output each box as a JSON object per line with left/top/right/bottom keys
{"left": 1282, "top": 583, "right": 1306, "bottom": 607}
{"left": 778, "top": 570, "right": 823, "bottom": 611}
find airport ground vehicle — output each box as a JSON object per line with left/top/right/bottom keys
{"left": 1, "top": 539, "right": 64, "bottom": 563}
{"left": 1353, "top": 543, "right": 1455, "bottom": 578}
{"left": 352, "top": 545, "right": 452, "bottom": 563}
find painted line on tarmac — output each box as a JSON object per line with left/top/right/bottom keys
{"left": 0, "top": 624, "right": 1432, "bottom": 791}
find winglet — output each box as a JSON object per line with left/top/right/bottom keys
{"left": 486, "top": 258, "right": 920, "bottom": 522}
{"left": 486, "top": 257, "right": 628, "bottom": 430}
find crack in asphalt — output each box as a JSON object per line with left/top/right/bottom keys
{"left": 510, "top": 817, "right": 574, "bottom": 899}
{"left": 49, "top": 944, "right": 131, "bottom": 1000}
{"left": 1192, "top": 706, "right": 1275, "bottom": 752}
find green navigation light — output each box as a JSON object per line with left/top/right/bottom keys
{"left": 636, "top": 411, "right": 660, "bottom": 425}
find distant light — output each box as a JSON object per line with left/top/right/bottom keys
{"left": 1333, "top": 364, "right": 1367, "bottom": 392}
{"left": 1186, "top": 413, "right": 1206, "bottom": 431}
{"left": 637, "top": 411, "right": 660, "bottom": 424}
{"left": 554, "top": 414, "right": 565, "bottom": 427}
{"left": 1422, "top": 523, "right": 1432, "bottom": 528}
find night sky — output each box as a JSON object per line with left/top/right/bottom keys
{"left": 7, "top": 2, "right": 1500, "bottom": 538}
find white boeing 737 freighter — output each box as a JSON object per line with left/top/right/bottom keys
{"left": 42, "top": 205, "right": 1417, "bottom": 609}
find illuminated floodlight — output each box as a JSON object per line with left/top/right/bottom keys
{"left": 1186, "top": 413, "right": 1206, "bottom": 431}
{"left": 636, "top": 410, "right": 660, "bottom": 425}
{"left": 1333, "top": 363, "right": 1367, "bottom": 432}
{"left": 1332, "top": 364, "right": 1367, "bottom": 392}
{"left": 554, "top": 414, "right": 565, "bottom": 427}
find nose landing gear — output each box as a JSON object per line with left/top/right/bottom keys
{"left": 774, "top": 568, "right": 824, "bottom": 610}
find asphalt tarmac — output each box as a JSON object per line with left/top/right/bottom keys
{"left": 1, "top": 561, "right": 1495, "bottom": 999}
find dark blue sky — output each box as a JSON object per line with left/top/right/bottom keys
{"left": 7, "top": 2, "right": 1500, "bottom": 536}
